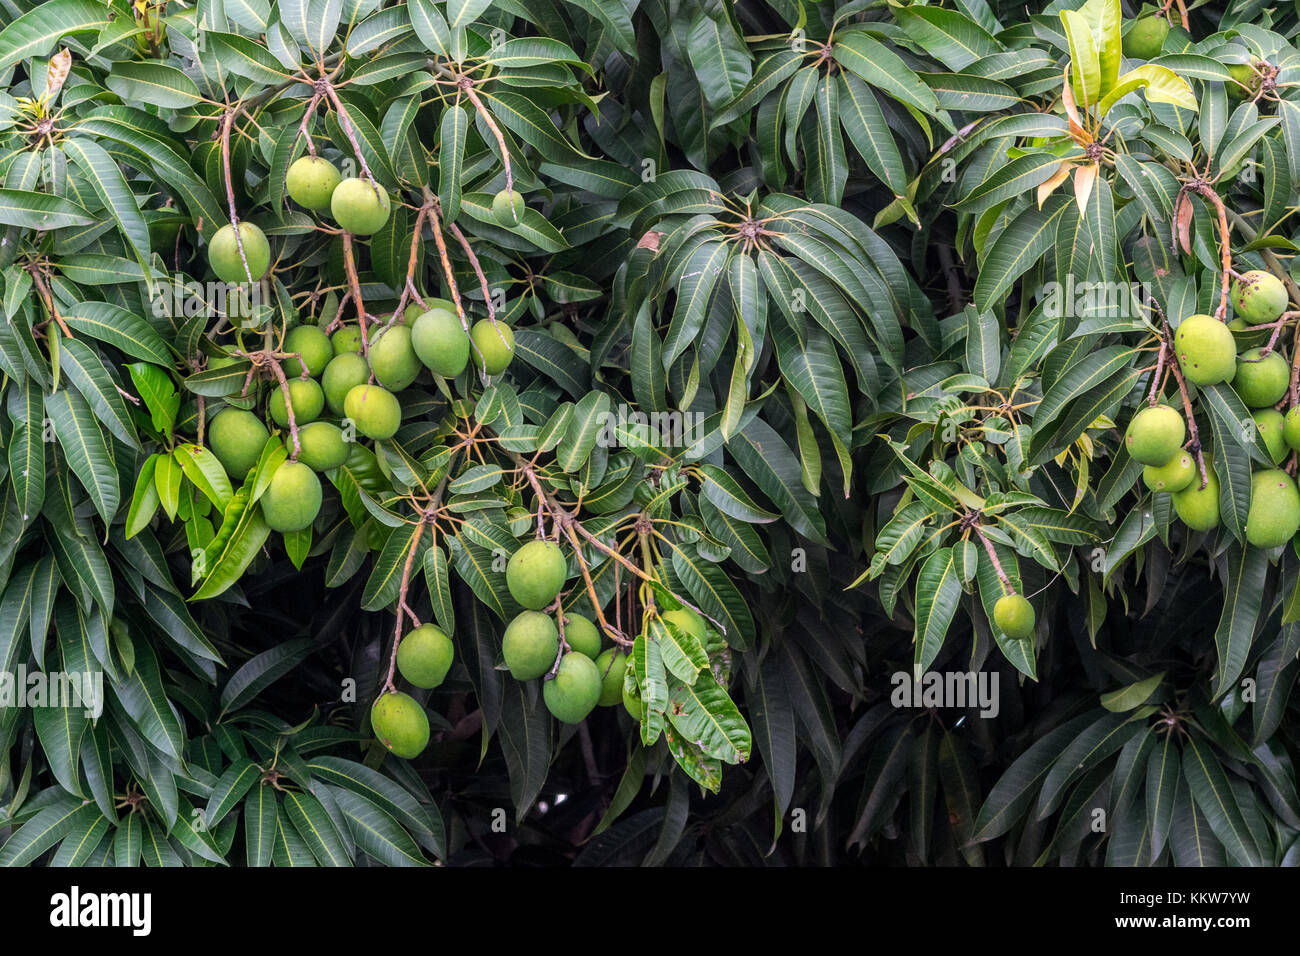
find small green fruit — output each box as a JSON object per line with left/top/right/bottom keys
{"left": 283, "top": 325, "right": 334, "bottom": 377}
{"left": 330, "top": 177, "right": 391, "bottom": 235}
{"left": 322, "top": 353, "right": 370, "bottom": 415}
{"left": 502, "top": 610, "right": 559, "bottom": 680}
{"left": 1234, "top": 348, "right": 1289, "bottom": 408}
{"left": 623, "top": 678, "right": 643, "bottom": 720}
{"left": 470, "top": 320, "right": 515, "bottom": 376}
{"left": 562, "top": 614, "right": 601, "bottom": 659}
{"left": 993, "top": 594, "right": 1035, "bottom": 640}
{"left": 1227, "top": 61, "right": 1259, "bottom": 101}
{"left": 1284, "top": 407, "right": 1300, "bottom": 451}
{"left": 1231, "top": 270, "right": 1288, "bottom": 323}
{"left": 208, "top": 408, "right": 269, "bottom": 479}
{"left": 491, "top": 189, "right": 526, "bottom": 227}
{"left": 1246, "top": 468, "right": 1300, "bottom": 548}
{"left": 1175, "top": 314, "right": 1237, "bottom": 386}
{"left": 209, "top": 222, "right": 270, "bottom": 283}
{"left": 1125, "top": 404, "right": 1185, "bottom": 466}
{"left": 506, "top": 539, "right": 568, "bottom": 610}
{"left": 260, "top": 460, "right": 322, "bottom": 532}
{"left": 369, "top": 325, "right": 421, "bottom": 391}
{"left": 661, "top": 606, "right": 706, "bottom": 641}
{"left": 1143, "top": 451, "right": 1196, "bottom": 493}
{"left": 332, "top": 326, "right": 363, "bottom": 355}
{"left": 1228, "top": 317, "right": 1271, "bottom": 350}
{"left": 1253, "top": 409, "right": 1288, "bottom": 464}
{"left": 1122, "top": 15, "right": 1169, "bottom": 59}
{"left": 594, "top": 648, "right": 628, "bottom": 707}
{"left": 411, "top": 308, "right": 471, "bottom": 378}
{"left": 1172, "top": 467, "right": 1221, "bottom": 531}
{"left": 396, "top": 624, "right": 455, "bottom": 689}
{"left": 343, "top": 384, "right": 402, "bottom": 440}
{"left": 371, "top": 691, "right": 429, "bottom": 759}
{"left": 268, "top": 377, "right": 324, "bottom": 428}
{"left": 543, "top": 652, "right": 601, "bottom": 724}
{"left": 293, "top": 421, "right": 349, "bottom": 471}
{"left": 286, "top": 156, "right": 342, "bottom": 211}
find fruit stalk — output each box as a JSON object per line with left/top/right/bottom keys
{"left": 293, "top": 93, "right": 322, "bottom": 158}
{"left": 383, "top": 514, "right": 431, "bottom": 693}
{"left": 322, "top": 85, "right": 379, "bottom": 192}
{"left": 425, "top": 202, "right": 494, "bottom": 371}
{"left": 458, "top": 78, "right": 515, "bottom": 218}
{"left": 511, "top": 455, "right": 639, "bottom": 645}
{"left": 449, "top": 220, "right": 498, "bottom": 324}
{"left": 219, "top": 108, "right": 259, "bottom": 285}
{"left": 388, "top": 202, "right": 431, "bottom": 330}
{"left": 972, "top": 523, "right": 1014, "bottom": 595}
{"left": 264, "top": 354, "right": 303, "bottom": 461}
{"left": 547, "top": 595, "right": 573, "bottom": 678}
{"left": 340, "top": 232, "right": 372, "bottom": 364}
{"left": 1191, "top": 182, "right": 1235, "bottom": 320}
{"left": 1159, "top": 317, "right": 1210, "bottom": 490}
{"left": 28, "top": 266, "right": 74, "bottom": 339}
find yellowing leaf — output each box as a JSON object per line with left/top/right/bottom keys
{"left": 1038, "top": 160, "right": 1074, "bottom": 208}
{"left": 1097, "top": 64, "right": 1197, "bottom": 116}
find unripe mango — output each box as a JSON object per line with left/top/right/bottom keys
{"left": 492, "top": 188, "right": 526, "bottom": 227}
{"left": 661, "top": 606, "right": 707, "bottom": 641}
{"left": 502, "top": 610, "right": 559, "bottom": 680}
{"left": 411, "top": 308, "right": 470, "bottom": 378}
{"left": 371, "top": 691, "right": 429, "bottom": 759}
{"left": 286, "top": 156, "right": 342, "bottom": 211}
{"left": 1144, "top": 450, "right": 1196, "bottom": 493}
{"left": 1172, "top": 467, "right": 1221, "bottom": 530}
{"left": 993, "top": 594, "right": 1035, "bottom": 640}
{"left": 1175, "top": 314, "right": 1236, "bottom": 386}
{"left": 1125, "top": 404, "right": 1185, "bottom": 466}
{"left": 1253, "top": 409, "right": 1288, "bottom": 464}
{"left": 506, "top": 540, "right": 567, "bottom": 610}
{"left": 397, "top": 624, "right": 454, "bottom": 689}
{"left": 1231, "top": 270, "right": 1287, "bottom": 323}
{"left": 1122, "top": 15, "right": 1169, "bottom": 59}
{"left": 330, "top": 177, "right": 391, "bottom": 235}
{"left": 1235, "top": 348, "right": 1289, "bottom": 408}
{"left": 260, "top": 461, "right": 322, "bottom": 532}
{"left": 1245, "top": 469, "right": 1300, "bottom": 548}
{"left": 283, "top": 325, "right": 333, "bottom": 377}
{"left": 293, "top": 421, "right": 349, "bottom": 471}
{"left": 543, "top": 652, "right": 601, "bottom": 724}
{"left": 369, "top": 324, "right": 421, "bottom": 391}
{"left": 208, "top": 408, "right": 269, "bottom": 479}
{"left": 332, "top": 326, "right": 363, "bottom": 355}
{"left": 209, "top": 222, "right": 270, "bottom": 283}
{"left": 344, "top": 384, "right": 401, "bottom": 440}
{"left": 562, "top": 613, "right": 601, "bottom": 659}
{"left": 594, "top": 648, "right": 628, "bottom": 707}
{"left": 269, "top": 377, "right": 324, "bottom": 428}
{"left": 470, "top": 320, "right": 515, "bottom": 376}
{"left": 1284, "top": 407, "right": 1300, "bottom": 451}
{"left": 322, "top": 352, "right": 370, "bottom": 415}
